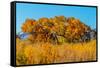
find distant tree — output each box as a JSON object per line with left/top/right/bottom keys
{"left": 20, "top": 16, "right": 92, "bottom": 43}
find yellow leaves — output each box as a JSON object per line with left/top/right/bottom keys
{"left": 43, "top": 25, "right": 48, "bottom": 29}
{"left": 16, "top": 16, "right": 96, "bottom": 65}
{"left": 21, "top": 19, "right": 36, "bottom": 32}
{"left": 64, "top": 17, "right": 91, "bottom": 42}
{"left": 21, "top": 16, "right": 91, "bottom": 43}
{"left": 38, "top": 18, "right": 49, "bottom": 25}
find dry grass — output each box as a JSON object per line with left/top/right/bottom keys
{"left": 16, "top": 39, "right": 96, "bottom": 65}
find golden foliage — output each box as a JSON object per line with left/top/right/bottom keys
{"left": 17, "top": 16, "right": 96, "bottom": 65}
{"left": 21, "top": 19, "right": 36, "bottom": 32}
{"left": 21, "top": 16, "right": 90, "bottom": 43}
{"left": 65, "top": 17, "right": 89, "bottom": 41}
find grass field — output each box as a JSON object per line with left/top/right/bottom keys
{"left": 16, "top": 39, "right": 96, "bottom": 65}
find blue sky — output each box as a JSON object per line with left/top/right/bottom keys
{"left": 16, "top": 3, "right": 96, "bottom": 33}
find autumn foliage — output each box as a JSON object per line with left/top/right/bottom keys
{"left": 16, "top": 16, "right": 97, "bottom": 65}
{"left": 21, "top": 16, "right": 90, "bottom": 43}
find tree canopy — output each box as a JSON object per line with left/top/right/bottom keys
{"left": 21, "top": 16, "right": 91, "bottom": 43}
